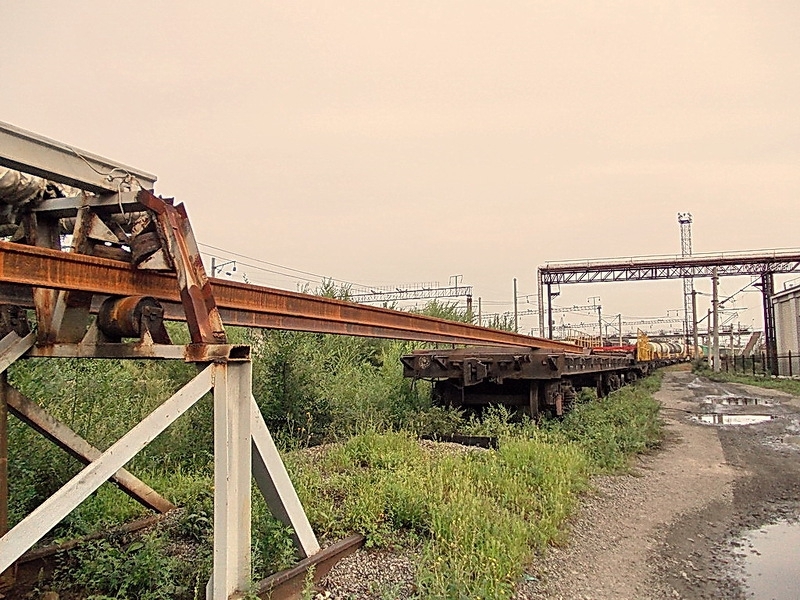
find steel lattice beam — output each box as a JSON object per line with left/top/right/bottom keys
{"left": 539, "top": 252, "right": 800, "bottom": 285}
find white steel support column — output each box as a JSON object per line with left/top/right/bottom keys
{"left": 0, "top": 332, "right": 35, "bottom": 374}
{"left": 210, "top": 362, "right": 252, "bottom": 599}
{"left": 251, "top": 396, "right": 320, "bottom": 558}
{"left": 0, "top": 365, "right": 213, "bottom": 573}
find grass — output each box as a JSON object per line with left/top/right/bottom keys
{"left": 25, "top": 368, "right": 664, "bottom": 600}
{"left": 286, "top": 430, "right": 590, "bottom": 598}
{"left": 695, "top": 365, "right": 800, "bottom": 396}
{"left": 284, "top": 374, "right": 664, "bottom": 599}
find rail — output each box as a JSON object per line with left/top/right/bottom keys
{"left": 0, "top": 240, "right": 580, "bottom": 352}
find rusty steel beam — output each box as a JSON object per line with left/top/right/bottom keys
{"left": 255, "top": 534, "right": 365, "bottom": 600}
{"left": 137, "top": 191, "right": 227, "bottom": 345}
{"left": 0, "top": 241, "right": 580, "bottom": 352}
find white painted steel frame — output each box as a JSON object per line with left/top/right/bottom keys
{"left": 0, "top": 351, "right": 321, "bottom": 600}
{"left": 0, "top": 332, "right": 35, "bottom": 373}
{"left": 251, "top": 396, "right": 320, "bottom": 558}
{"left": 0, "top": 120, "right": 157, "bottom": 194}
{"left": 0, "top": 365, "right": 214, "bottom": 574}
{"left": 210, "top": 362, "right": 252, "bottom": 598}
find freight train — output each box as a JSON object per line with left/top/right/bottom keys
{"left": 401, "top": 332, "right": 685, "bottom": 417}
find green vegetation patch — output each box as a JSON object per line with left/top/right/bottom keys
{"left": 695, "top": 365, "right": 800, "bottom": 396}
{"left": 284, "top": 377, "right": 664, "bottom": 599}
{"left": 6, "top": 296, "right": 664, "bottom": 599}
{"left": 556, "top": 376, "right": 663, "bottom": 472}
{"left": 287, "top": 431, "right": 589, "bottom": 598}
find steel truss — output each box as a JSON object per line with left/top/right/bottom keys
{"left": 349, "top": 283, "right": 473, "bottom": 304}
{"left": 538, "top": 252, "right": 800, "bottom": 285}
{"left": 536, "top": 252, "right": 800, "bottom": 375}
{"left": 0, "top": 122, "right": 327, "bottom": 599}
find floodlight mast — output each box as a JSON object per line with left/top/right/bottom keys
{"left": 678, "top": 212, "right": 694, "bottom": 355}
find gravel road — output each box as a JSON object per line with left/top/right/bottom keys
{"left": 320, "top": 367, "right": 800, "bottom": 599}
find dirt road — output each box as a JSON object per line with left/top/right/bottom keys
{"left": 522, "top": 367, "right": 800, "bottom": 600}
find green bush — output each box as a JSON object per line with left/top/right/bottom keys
{"left": 55, "top": 532, "right": 193, "bottom": 600}
{"left": 555, "top": 382, "right": 663, "bottom": 472}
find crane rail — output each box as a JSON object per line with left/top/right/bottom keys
{"left": 0, "top": 241, "right": 580, "bottom": 352}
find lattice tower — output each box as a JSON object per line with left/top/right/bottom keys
{"left": 678, "top": 212, "right": 694, "bottom": 346}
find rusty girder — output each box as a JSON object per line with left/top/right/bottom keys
{"left": 0, "top": 241, "right": 580, "bottom": 352}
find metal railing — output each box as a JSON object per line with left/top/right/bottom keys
{"left": 720, "top": 352, "right": 800, "bottom": 378}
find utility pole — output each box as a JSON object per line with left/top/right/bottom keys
{"left": 597, "top": 305, "right": 603, "bottom": 346}
{"left": 587, "top": 296, "right": 601, "bottom": 346}
{"left": 618, "top": 314, "right": 622, "bottom": 346}
{"left": 477, "top": 297, "right": 482, "bottom": 327}
{"left": 513, "top": 278, "right": 518, "bottom": 333}
{"left": 712, "top": 267, "right": 720, "bottom": 372}
{"left": 691, "top": 289, "right": 699, "bottom": 360}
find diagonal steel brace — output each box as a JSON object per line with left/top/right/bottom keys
{"left": 137, "top": 190, "right": 226, "bottom": 344}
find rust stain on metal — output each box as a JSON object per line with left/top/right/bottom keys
{"left": 137, "top": 190, "right": 227, "bottom": 345}
{"left": 184, "top": 343, "right": 251, "bottom": 363}
{"left": 0, "top": 241, "right": 580, "bottom": 352}
{"left": 97, "top": 296, "right": 162, "bottom": 339}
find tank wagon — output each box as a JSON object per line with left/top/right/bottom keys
{"left": 401, "top": 333, "right": 684, "bottom": 417}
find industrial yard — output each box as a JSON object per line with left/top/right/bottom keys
{"left": 3, "top": 3, "right": 800, "bottom": 599}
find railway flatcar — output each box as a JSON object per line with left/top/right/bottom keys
{"left": 401, "top": 332, "right": 682, "bottom": 416}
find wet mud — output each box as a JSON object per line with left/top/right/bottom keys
{"left": 656, "top": 372, "right": 800, "bottom": 599}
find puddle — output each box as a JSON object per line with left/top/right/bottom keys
{"left": 687, "top": 378, "right": 707, "bottom": 389}
{"left": 697, "top": 414, "right": 774, "bottom": 425}
{"left": 738, "top": 520, "right": 800, "bottom": 599}
{"left": 703, "top": 395, "right": 771, "bottom": 407}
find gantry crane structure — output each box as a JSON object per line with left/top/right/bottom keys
{"left": 537, "top": 250, "right": 800, "bottom": 375}
{"left": 0, "top": 121, "right": 579, "bottom": 599}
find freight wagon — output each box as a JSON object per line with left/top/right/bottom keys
{"left": 401, "top": 333, "right": 684, "bottom": 416}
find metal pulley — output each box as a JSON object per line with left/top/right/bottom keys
{"left": 97, "top": 296, "right": 166, "bottom": 341}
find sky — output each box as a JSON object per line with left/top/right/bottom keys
{"left": 2, "top": 1, "right": 799, "bottom": 339}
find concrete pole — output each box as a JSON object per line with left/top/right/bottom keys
{"left": 618, "top": 313, "right": 622, "bottom": 346}
{"left": 597, "top": 305, "right": 603, "bottom": 346}
{"left": 477, "top": 297, "right": 482, "bottom": 327}
{"left": 730, "top": 328, "right": 734, "bottom": 358}
{"left": 547, "top": 284, "right": 554, "bottom": 339}
{"left": 712, "top": 268, "right": 720, "bottom": 372}
{"left": 691, "top": 290, "right": 699, "bottom": 359}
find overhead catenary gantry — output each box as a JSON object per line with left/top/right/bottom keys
{"left": 0, "top": 120, "right": 581, "bottom": 599}
{"left": 536, "top": 250, "right": 800, "bottom": 375}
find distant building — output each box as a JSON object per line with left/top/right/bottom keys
{"left": 772, "top": 283, "right": 800, "bottom": 376}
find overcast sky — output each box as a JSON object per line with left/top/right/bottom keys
{"left": 3, "top": 1, "right": 799, "bottom": 337}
